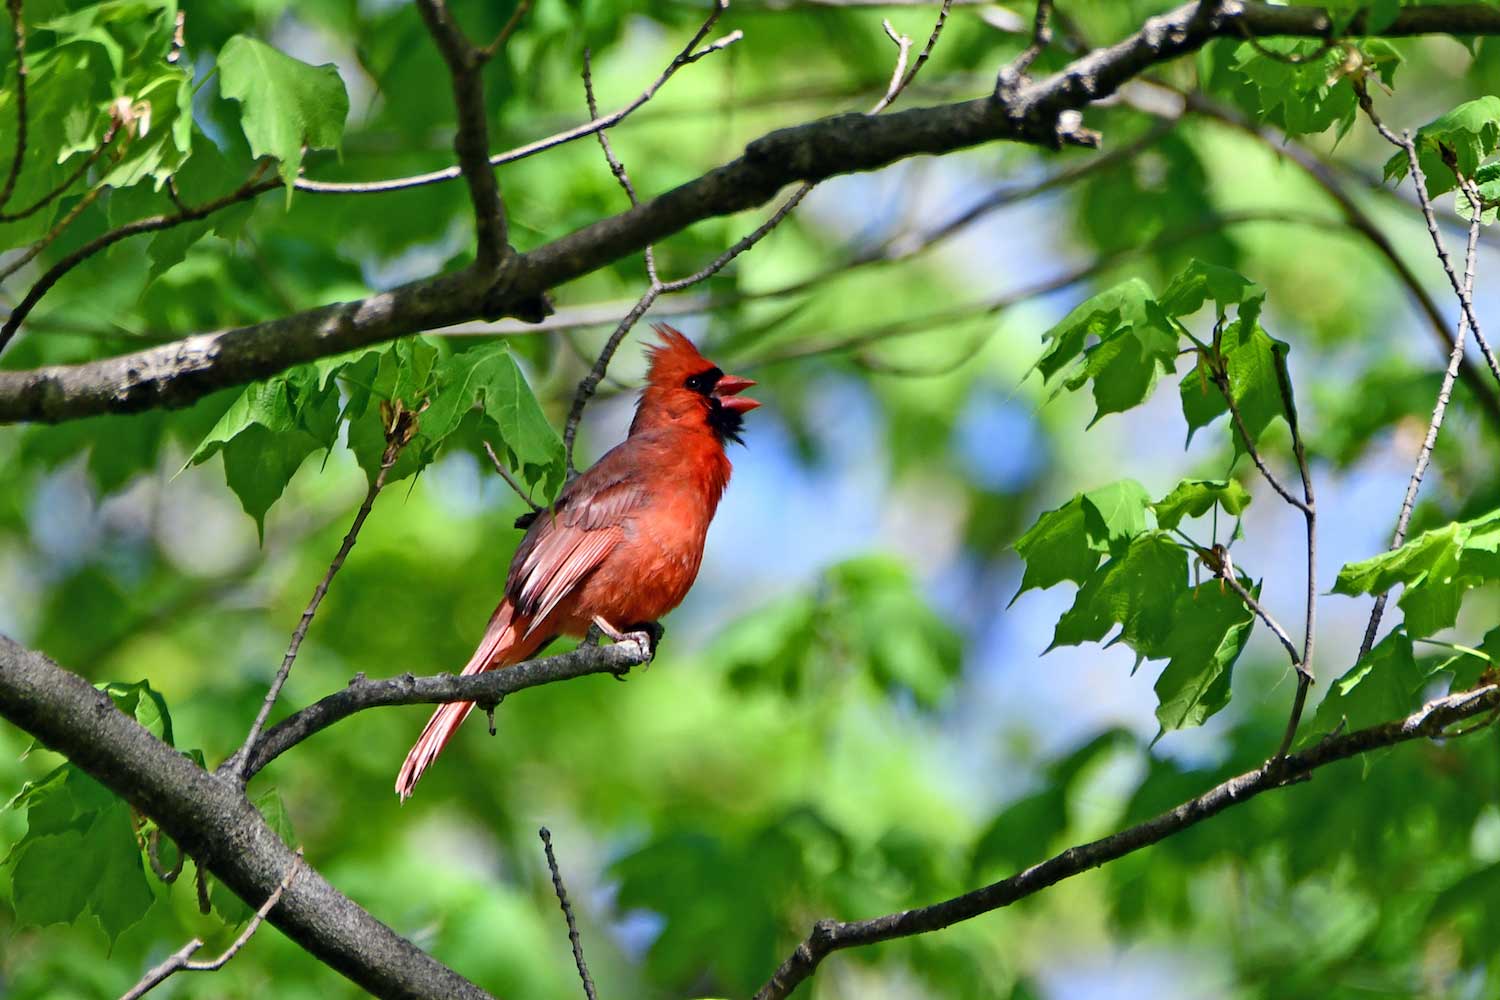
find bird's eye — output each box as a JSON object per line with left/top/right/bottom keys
{"left": 684, "top": 367, "right": 722, "bottom": 395}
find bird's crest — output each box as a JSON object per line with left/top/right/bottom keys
{"left": 644, "top": 323, "right": 716, "bottom": 389}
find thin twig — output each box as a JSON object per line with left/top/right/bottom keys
{"left": 294, "top": 1, "right": 738, "bottom": 197}
{"left": 1217, "top": 566, "right": 1303, "bottom": 669}
{"left": 480, "top": 0, "right": 532, "bottom": 60}
{"left": 1353, "top": 81, "right": 1488, "bottom": 660}
{"left": 229, "top": 408, "right": 416, "bottom": 781}
{"left": 119, "top": 851, "right": 303, "bottom": 1000}
{"left": 0, "top": 0, "right": 27, "bottom": 213}
{"left": 583, "top": 47, "right": 656, "bottom": 283}
{"left": 0, "top": 122, "right": 120, "bottom": 223}
{"left": 0, "top": 181, "right": 108, "bottom": 283}
{"left": 0, "top": 168, "right": 279, "bottom": 353}
{"left": 240, "top": 637, "right": 654, "bottom": 780}
{"left": 484, "top": 440, "right": 542, "bottom": 511}
{"left": 1210, "top": 368, "right": 1310, "bottom": 516}
{"left": 539, "top": 828, "right": 598, "bottom": 1000}
{"left": 1354, "top": 79, "right": 1500, "bottom": 389}
{"left": 1272, "top": 347, "right": 1317, "bottom": 757}
{"left": 560, "top": 0, "right": 951, "bottom": 472}
{"left": 996, "top": 0, "right": 1053, "bottom": 94}
{"left": 561, "top": 288, "right": 663, "bottom": 474}
{"left": 869, "top": 20, "right": 913, "bottom": 114}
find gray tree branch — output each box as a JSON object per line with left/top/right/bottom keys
{"left": 0, "top": 635, "right": 497, "bottom": 1000}
{"left": 8, "top": 1, "right": 1500, "bottom": 424}
{"left": 753, "top": 681, "right": 1500, "bottom": 1000}
{"left": 239, "top": 638, "right": 652, "bottom": 781}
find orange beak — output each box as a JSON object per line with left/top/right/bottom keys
{"left": 713, "top": 373, "right": 760, "bottom": 413}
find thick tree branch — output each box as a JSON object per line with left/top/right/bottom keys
{"left": 241, "top": 639, "right": 652, "bottom": 781}
{"left": 0, "top": 635, "right": 495, "bottom": 1000}
{"left": 753, "top": 681, "right": 1500, "bottom": 1000}
{"left": 8, "top": 2, "right": 1500, "bottom": 423}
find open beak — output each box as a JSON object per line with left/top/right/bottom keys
{"left": 713, "top": 373, "right": 760, "bottom": 413}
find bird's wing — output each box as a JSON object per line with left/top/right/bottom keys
{"left": 505, "top": 450, "right": 652, "bottom": 630}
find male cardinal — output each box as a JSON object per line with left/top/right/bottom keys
{"left": 395, "top": 324, "right": 758, "bottom": 798}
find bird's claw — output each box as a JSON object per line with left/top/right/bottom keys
{"left": 627, "top": 620, "right": 665, "bottom": 658}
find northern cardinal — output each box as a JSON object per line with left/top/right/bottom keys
{"left": 395, "top": 325, "right": 758, "bottom": 798}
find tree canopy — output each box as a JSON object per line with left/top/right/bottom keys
{"left": 6, "top": 1, "right": 1500, "bottom": 998}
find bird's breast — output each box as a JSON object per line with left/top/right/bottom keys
{"left": 569, "top": 491, "right": 713, "bottom": 628}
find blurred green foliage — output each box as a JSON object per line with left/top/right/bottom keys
{"left": 5, "top": 0, "right": 1500, "bottom": 998}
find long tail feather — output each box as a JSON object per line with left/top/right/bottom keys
{"left": 395, "top": 602, "right": 545, "bottom": 800}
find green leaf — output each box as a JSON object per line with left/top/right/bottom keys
{"left": 5, "top": 766, "right": 155, "bottom": 944}
{"left": 101, "top": 679, "right": 175, "bottom": 745}
{"left": 1158, "top": 260, "right": 1259, "bottom": 318}
{"left": 1179, "top": 308, "right": 1290, "bottom": 451}
{"left": 826, "top": 556, "right": 962, "bottom": 707}
{"left": 1013, "top": 480, "right": 1152, "bottom": 601}
{"left": 1223, "top": 39, "right": 1368, "bottom": 138}
{"left": 187, "top": 369, "right": 341, "bottom": 536}
{"left": 1384, "top": 96, "right": 1500, "bottom": 196}
{"left": 1033, "top": 278, "right": 1180, "bottom": 423}
{"left": 1081, "top": 479, "right": 1153, "bottom": 550}
{"left": 1333, "top": 508, "right": 1500, "bottom": 637}
{"left": 1308, "top": 630, "right": 1427, "bottom": 738}
{"left": 420, "top": 344, "right": 566, "bottom": 497}
{"left": 1012, "top": 496, "right": 1103, "bottom": 600}
{"left": 722, "top": 556, "right": 960, "bottom": 706}
{"left": 217, "top": 35, "right": 350, "bottom": 201}
{"left": 145, "top": 132, "right": 255, "bottom": 283}
{"left": 1153, "top": 478, "right": 1252, "bottom": 531}
{"left": 1153, "top": 580, "right": 1256, "bottom": 734}
{"left": 1050, "top": 532, "right": 1188, "bottom": 659}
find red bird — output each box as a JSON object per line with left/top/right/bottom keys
{"left": 396, "top": 325, "right": 758, "bottom": 798}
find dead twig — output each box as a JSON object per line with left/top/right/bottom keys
{"left": 539, "top": 828, "right": 598, "bottom": 1000}
{"left": 118, "top": 851, "right": 303, "bottom": 1000}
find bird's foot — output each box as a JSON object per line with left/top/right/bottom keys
{"left": 591, "top": 616, "right": 658, "bottom": 680}
{"left": 625, "top": 621, "right": 665, "bottom": 659}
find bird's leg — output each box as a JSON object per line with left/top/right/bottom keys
{"left": 590, "top": 615, "right": 629, "bottom": 642}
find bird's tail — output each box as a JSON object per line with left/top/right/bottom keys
{"left": 395, "top": 601, "right": 547, "bottom": 800}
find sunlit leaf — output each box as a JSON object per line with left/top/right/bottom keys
{"left": 217, "top": 35, "right": 350, "bottom": 200}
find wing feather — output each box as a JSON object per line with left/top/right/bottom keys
{"left": 504, "top": 445, "right": 653, "bottom": 631}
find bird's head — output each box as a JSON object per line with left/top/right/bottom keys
{"left": 632, "top": 323, "right": 759, "bottom": 444}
